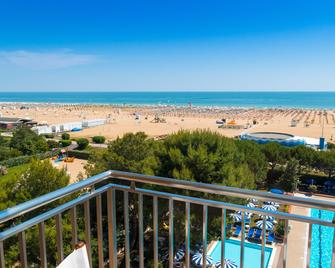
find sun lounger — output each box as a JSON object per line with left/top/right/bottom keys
{"left": 233, "top": 225, "right": 241, "bottom": 237}
{"left": 267, "top": 232, "right": 275, "bottom": 244}
{"left": 254, "top": 229, "right": 262, "bottom": 241}
{"left": 247, "top": 228, "right": 255, "bottom": 240}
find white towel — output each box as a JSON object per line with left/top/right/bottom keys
{"left": 57, "top": 245, "right": 90, "bottom": 268}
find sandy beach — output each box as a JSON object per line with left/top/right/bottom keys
{"left": 1, "top": 103, "right": 335, "bottom": 142}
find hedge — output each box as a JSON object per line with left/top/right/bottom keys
{"left": 67, "top": 150, "right": 90, "bottom": 160}
{"left": 59, "top": 140, "right": 72, "bottom": 147}
{"left": 0, "top": 150, "right": 59, "bottom": 168}
{"left": 92, "top": 136, "right": 106, "bottom": 144}
{"left": 61, "top": 133, "right": 70, "bottom": 140}
{"left": 76, "top": 138, "right": 89, "bottom": 150}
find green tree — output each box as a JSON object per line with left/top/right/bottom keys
{"left": 277, "top": 159, "right": 300, "bottom": 192}
{"left": 10, "top": 126, "right": 48, "bottom": 155}
{"left": 76, "top": 138, "right": 89, "bottom": 150}
{"left": 315, "top": 151, "right": 335, "bottom": 178}
{"left": 85, "top": 132, "right": 159, "bottom": 176}
{"left": 61, "top": 132, "right": 70, "bottom": 140}
{"left": 12, "top": 160, "right": 70, "bottom": 202}
{"left": 0, "top": 146, "right": 21, "bottom": 161}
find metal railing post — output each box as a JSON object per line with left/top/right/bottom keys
{"left": 107, "top": 188, "right": 117, "bottom": 268}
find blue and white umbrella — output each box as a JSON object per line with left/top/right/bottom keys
{"left": 264, "top": 201, "right": 280, "bottom": 208}
{"left": 247, "top": 202, "right": 256, "bottom": 208}
{"left": 262, "top": 204, "right": 277, "bottom": 211}
{"left": 192, "top": 252, "right": 213, "bottom": 267}
{"left": 230, "top": 213, "right": 242, "bottom": 222}
{"left": 174, "top": 248, "right": 185, "bottom": 262}
{"left": 237, "top": 210, "right": 252, "bottom": 219}
{"left": 260, "top": 214, "right": 275, "bottom": 221}
{"left": 256, "top": 220, "right": 274, "bottom": 230}
{"left": 249, "top": 198, "right": 258, "bottom": 203}
{"left": 215, "top": 259, "right": 238, "bottom": 268}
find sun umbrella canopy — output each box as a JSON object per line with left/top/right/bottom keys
{"left": 215, "top": 259, "right": 238, "bottom": 268}
{"left": 249, "top": 198, "right": 258, "bottom": 203}
{"left": 174, "top": 248, "right": 185, "bottom": 262}
{"left": 260, "top": 214, "right": 275, "bottom": 221}
{"left": 264, "top": 201, "right": 280, "bottom": 208}
{"left": 262, "top": 204, "right": 277, "bottom": 211}
{"left": 256, "top": 220, "right": 274, "bottom": 230}
{"left": 247, "top": 202, "right": 256, "bottom": 208}
{"left": 230, "top": 213, "right": 242, "bottom": 222}
{"left": 192, "top": 252, "right": 213, "bottom": 267}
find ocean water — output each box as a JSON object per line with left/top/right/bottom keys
{"left": 0, "top": 91, "right": 335, "bottom": 108}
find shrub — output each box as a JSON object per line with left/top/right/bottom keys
{"left": 61, "top": 133, "right": 70, "bottom": 140}
{"left": 43, "top": 134, "right": 55, "bottom": 139}
{"left": 59, "top": 140, "right": 72, "bottom": 147}
{"left": 68, "top": 150, "right": 90, "bottom": 160}
{"left": 308, "top": 184, "right": 318, "bottom": 193}
{"left": 76, "top": 138, "right": 89, "bottom": 150}
{"left": 47, "top": 140, "right": 59, "bottom": 149}
{"left": 92, "top": 136, "right": 106, "bottom": 144}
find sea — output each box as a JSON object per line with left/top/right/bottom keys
{"left": 0, "top": 91, "right": 335, "bottom": 109}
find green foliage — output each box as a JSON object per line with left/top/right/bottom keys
{"left": 308, "top": 184, "right": 318, "bottom": 193}
{"left": 11, "top": 160, "right": 70, "bottom": 203}
{"left": 314, "top": 150, "right": 335, "bottom": 178}
{"left": 61, "top": 132, "right": 70, "bottom": 140}
{"left": 10, "top": 126, "right": 48, "bottom": 155}
{"left": 86, "top": 132, "right": 159, "bottom": 176}
{"left": 43, "top": 133, "right": 55, "bottom": 139}
{"left": 59, "top": 139, "right": 72, "bottom": 147}
{"left": 277, "top": 159, "right": 300, "bottom": 192}
{"left": 92, "top": 135, "right": 106, "bottom": 144}
{"left": 47, "top": 139, "right": 59, "bottom": 149}
{"left": 76, "top": 138, "right": 89, "bottom": 150}
{"left": 68, "top": 150, "right": 90, "bottom": 160}
{"left": 0, "top": 151, "right": 57, "bottom": 168}
{"left": 0, "top": 146, "right": 21, "bottom": 161}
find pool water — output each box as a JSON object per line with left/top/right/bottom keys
{"left": 209, "top": 239, "right": 272, "bottom": 268}
{"left": 310, "top": 209, "right": 334, "bottom": 268}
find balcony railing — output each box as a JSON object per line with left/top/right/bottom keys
{"left": 0, "top": 170, "right": 334, "bottom": 268}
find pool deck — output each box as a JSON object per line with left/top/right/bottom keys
{"left": 286, "top": 193, "right": 310, "bottom": 268}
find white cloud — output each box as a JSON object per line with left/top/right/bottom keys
{"left": 0, "top": 49, "right": 97, "bottom": 69}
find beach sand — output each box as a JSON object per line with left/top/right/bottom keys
{"left": 1, "top": 104, "right": 335, "bottom": 142}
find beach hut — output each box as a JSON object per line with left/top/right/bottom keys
{"left": 82, "top": 119, "right": 106, "bottom": 128}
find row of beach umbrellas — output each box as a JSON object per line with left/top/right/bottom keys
{"left": 192, "top": 252, "right": 237, "bottom": 268}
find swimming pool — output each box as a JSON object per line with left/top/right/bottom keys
{"left": 310, "top": 209, "right": 334, "bottom": 268}
{"left": 209, "top": 239, "right": 273, "bottom": 268}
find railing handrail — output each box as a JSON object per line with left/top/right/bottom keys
{"left": 1, "top": 170, "right": 335, "bottom": 224}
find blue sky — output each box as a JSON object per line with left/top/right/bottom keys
{"left": 0, "top": 0, "right": 335, "bottom": 91}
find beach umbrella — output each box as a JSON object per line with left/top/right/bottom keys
{"left": 256, "top": 220, "right": 274, "bottom": 230}
{"left": 215, "top": 259, "right": 238, "bottom": 268}
{"left": 191, "top": 252, "right": 213, "bottom": 267}
{"left": 247, "top": 202, "right": 256, "bottom": 208}
{"left": 237, "top": 210, "right": 252, "bottom": 219}
{"left": 260, "top": 214, "right": 275, "bottom": 221}
{"left": 174, "top": 248, "right": 185, "bottom": 262}
{"left": 248, "top": 198, "right": 258, "bottom": 203}
{"left": 262, "top": 204, "right": 277, "bottom": 211}
{"left": 230, "top": 213, "right": 242, "bottom": 222}
{"left": 324, "top": 181, "right": 334, "bottom": 187}
{"left": 264, "top": 201, "right": 280, "bottom": 208}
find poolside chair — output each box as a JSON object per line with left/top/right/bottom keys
{"left": 247, "top": 228, "right": 255, "bottom": 240}
{"left": 254, "top": 229, "right": 262, "bottom": 242}
{"left": 232, "top": 225, "right": 241, "bottom": 237}
{"left": 267, "top": 232, "right": 275, "bottom": 244}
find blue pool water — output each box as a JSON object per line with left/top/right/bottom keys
{"left": 310, "top": 209, "right": 334, "bottom": 268}
{"left": 209, "top": 239, "right": 272, "bottom": 268}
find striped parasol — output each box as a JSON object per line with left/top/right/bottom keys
{"left": 260, "top": 214, "right": 275, "bottom": 221}
{"left": 256, "top": 220, "right": 274, "bottom": 230}
{"left": 264, "top": 201, "right": 280, "bottom": 207}
{"left": 249, "top": 198, "right": 258, "bottom": 203}
{"left": 192, "top": 252, "right": 213, "bottom": 267}
{"left": 247, "top": 202, "right": 256, "bottom": 208}
{"left": 230, "top": 213, "right": 242, "bottom": 222}
{"left": 262, "top": 204, "right": 277, "bottom": 211}
{"left": 215, "top": 259, "right": 238, "bottom": 268}
{"left": 174, "top": 248, "right": 185, "bottom": 262}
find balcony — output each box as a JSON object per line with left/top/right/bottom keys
{"left": 0, "top": 170, "right": 334, "bottom": 268}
